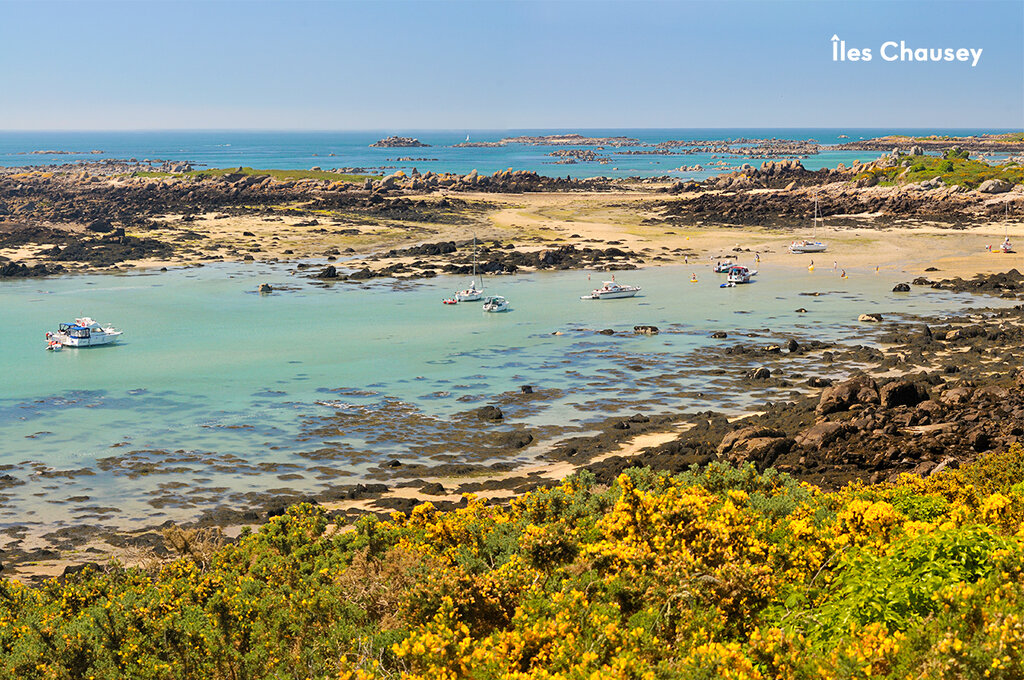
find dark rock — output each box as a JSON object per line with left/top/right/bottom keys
{"left": 496, "top": 430, "right": 533, "bottom": 449}
{"left": 796, "top": 421, "right": 852, "bottom": 450}
{"left": 419, "top": 482, "right": 447, "bottom": 496}
{"left": 476, "top": 405, "right": 503, "bottom": 421}
{"left": 86, "top": 219, "right": 114, "bottom": 233}
{"left": 879, "top": 380, "right": 928, "bottom": 408}
{"left": 892, "top": 283, "right": 911, "bottom": 292}
{"left": 58, "top": 562, "right": 106, "bottom": 583}
{"left": 817, "top": 375, "right": 879, "bottom": 415}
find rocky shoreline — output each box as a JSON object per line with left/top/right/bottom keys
{"left": 3, "top": 269, "right": 1024, "bottom": 581}
{"left": 2, "top": 154, "right": 1022, "bottom": 281}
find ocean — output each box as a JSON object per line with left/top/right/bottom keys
{"left": 0, "top": 261, "right": 1009, "bottom": 532}
{"left": 0, "top": 128, "right": 1016, "bottom": 179}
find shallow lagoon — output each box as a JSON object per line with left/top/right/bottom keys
{"left": 0, "top": 260, "right": 1003, "bottom": 530}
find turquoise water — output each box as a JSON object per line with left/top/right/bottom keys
{"left": 0, "top": 128, "right": 1015, "bottom": 179}
{"left": 0, "top": 261, "right": 1008, "bottom": 531}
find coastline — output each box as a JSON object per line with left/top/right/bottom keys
{"left": 2, "top": 264, "right": 1023, "bottom": 583}
{"left": 2, "top": 153, "right": 1024, "bottom": 583}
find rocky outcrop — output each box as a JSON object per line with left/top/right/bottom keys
{"left": 978, "top": 178, "right": 1013, "bottom": 194}
{"left": 879, "top": 379, "right": 928, "bottom": 408}
{"left": 370, "top": 136, "right": 430, "bottom": 148}
{"left": 476, "top": 406, "right": 503, "bottom": 421}
{"left": 0, "top": 260, "right": 64, "bottom": 277}
{"left": 817, "top": 375, "right": 879, "bottom": 415}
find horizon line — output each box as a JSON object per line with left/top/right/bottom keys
{"left": 1, "top": 126, "right": 1021, "bottom": 134}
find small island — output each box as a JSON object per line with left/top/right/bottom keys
{"left": 369, "top": 136, "right": 430, "bottom": 148}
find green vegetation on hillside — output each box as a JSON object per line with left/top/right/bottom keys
{"left": 132, "top": 167, "right": 382, "bottom": 183}
{"left": 866, "top": 133, "right": 1024, "bottom": 144}
{"left": 854, "top": 154, "right": 1024, "bottom": 189}
{"left": 1, "top": 446, "right": 1023, "bottom": 679}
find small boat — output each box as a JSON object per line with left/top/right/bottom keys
{"left": 1001, "top": 238, "right": 1014, "bottom": 254}
{"left": 580, "top": 281, "right": 640, "bottom": 300}
{"left": 454, "top": 236, "right": 485, "bottom": 302}
{"left": 46, "top": 317, "right": 123, "bottom": 348}
{"left": 789, "top": 198, "right": 828, "bottom": 254}
{"left": 726, "top": 266, "right": 757, "bottom": 284}
{"left": 442, "top": 298, "right": 458, "bottom": 305}
{"left": 713, "top": 260, "right": 737, "bottom": 273}
{"left": 482, "top": 296, "right": 510, "bottom": 312}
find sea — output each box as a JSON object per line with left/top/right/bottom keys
{"left": 0, "top": 262, "right": 1011, "bottom": 531}
{"left": 0, "top": 127, "right": 1017, "bottom": 536}
{"left": 0, "top": 128, "right": 1017, "bottom": 180}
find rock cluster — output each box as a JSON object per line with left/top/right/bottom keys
{"left": 582, "top": 293, "right": 1024, "bottom": 489}
{"left": 369, "top": 136, "right": 430, "bottom": 148}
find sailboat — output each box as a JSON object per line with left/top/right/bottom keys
{"left": 1001, "top": 204, "right": 1014, "bottom": 253}
{"left": 789, "top": 198, "right": 828, "bottom": 254}
{"left": 454, "top": 235, "right": 485, "bottom": 301}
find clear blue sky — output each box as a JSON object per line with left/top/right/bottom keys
{"left": 0, "top": 0, "right": 1020, "bottom": 129}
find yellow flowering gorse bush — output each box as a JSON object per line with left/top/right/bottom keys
{"left": 2, "top": 445, "right": 1024, "bottom": 679}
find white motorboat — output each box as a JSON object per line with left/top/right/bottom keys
{"left": 713, "top": 260, "right": 737, "bottom": 273}
{"left": 454, "top": 236, "right": 484, "bottom": 301}
{"left": 789, "top": 198, "right": 828, "bottom": 254}
{"left": 580, "top": 280, "right": 640, "bottom": 300}
{"left": 726, "top": 266, "right": 757, "bottom": 284}
{"left": 482, "top": 296, "right": 510, "bottom": 312}
{"left": 46, "top": 317, "right": 123, "bottom": 348}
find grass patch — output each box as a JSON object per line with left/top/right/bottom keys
{"left": 132, "top": 167, "right": 382, "bottom": 183}
{"left": 854, "top": 155, "right": 1024, "bottom": 189}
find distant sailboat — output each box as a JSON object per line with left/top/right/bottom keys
{"left": 465, "top": 133, "right": 470, "bottom": 142}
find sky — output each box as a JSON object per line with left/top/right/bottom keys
{"left": 0, "top": 0, "right": 1021, "bottom": 130}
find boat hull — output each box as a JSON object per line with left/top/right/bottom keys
{"left": 581, "top": 289, "right": 639, "bottom": 300}
{"left": 789, "top": 243, "right": 827, "bottom": 254}
{"left": 51, "top": 332, "right": 121, "bottom": 347}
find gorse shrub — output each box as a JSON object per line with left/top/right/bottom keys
{"left": 2, "top": 445, "right": 1023, "bottom": 679}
